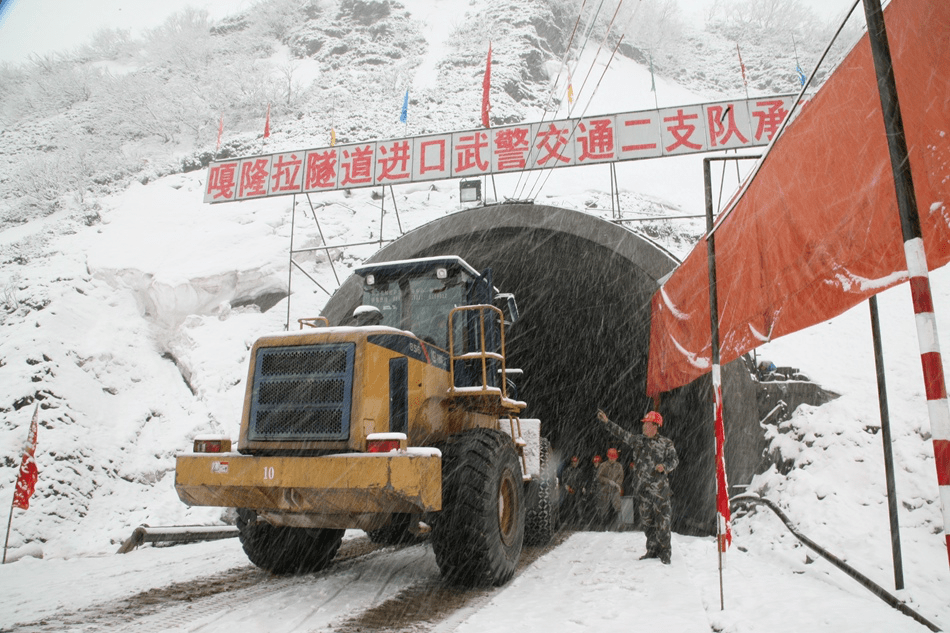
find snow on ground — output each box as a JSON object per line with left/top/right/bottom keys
{"left": 0, "top": 529, "right": 942, "bottom": 631}
{"left": 1, "top": 162, "right": 947, "bottom": 629}
{"left": 0, "top": 0, "right": 947, "bottom": 631}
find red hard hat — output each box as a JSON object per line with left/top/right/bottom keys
{"left": 607, "top": 448, "right": 618, "bottom": 459}
{"left": 592, "top": 455, "right": 602, "bottom": 463}
{"left": 641, "top": 411, "right": 663, "bottom": 426}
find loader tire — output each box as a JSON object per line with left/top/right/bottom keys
{"left": 366, "top": 513, "right": 425, "bottom": 545}
{"left": 432, "top": 428, "right": 524, "bottom": 586}
{"left": 524, "top": 437, "right": 557, "bottom": 546}
{"left": 236, "top": 509, "right": 344, "bottom": 575}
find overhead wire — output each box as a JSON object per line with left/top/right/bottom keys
{"left": 522, "top": 0, "right": 643, "bottom": 201}
{"left": 541, "top": 0, "right": 590, "bottom": 112}
{"left": 567, "top": 0, "right": 623, "bottom": 118}
{"left": 514, "top": 0, "right": 629, "bottom": 200}
{"left": 511, "top": 0, "right": 605, "bottom": 198}
{"left": 526, "top": 33, "right": 625, "bottom": 201}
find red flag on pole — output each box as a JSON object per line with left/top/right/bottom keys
{"left": 736, "top": 43, "right": 748, "bottom": 89}
{"left": 12, "top": 405, "right": 39, "bottom": 511}
{"left": 481, "top": 43, "right": 492, "bottom": 128}
{"left": 714, "top": 379, "right": 732, "bottom": 552}
{"left": 263, "top": 104, "right": 271, "bottom": 139}
{"left": 216, "top": 116, "right": 223, "bottom": 151}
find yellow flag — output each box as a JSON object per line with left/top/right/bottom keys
{"left": 330, "top": 128, "right": 336, "bottom": 146}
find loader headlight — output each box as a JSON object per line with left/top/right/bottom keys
{"left": 366, "top": 432, "right": 407, "bottom": 453}
{"left": 193, "top": 435, "right": 232, "bottom": 453}
{"left": 366, "top": 274, "right": 375, "bottom": 286}
{"left": 436, "top": 267, "right": 447, "bottom": 280}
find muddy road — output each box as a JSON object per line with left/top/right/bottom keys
{"left": 7, "top": 531, "right": 573, "bottom": 633}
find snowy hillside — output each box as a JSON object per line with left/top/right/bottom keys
{"left": 1, "top": 0, "right": 948, "bottom": 627}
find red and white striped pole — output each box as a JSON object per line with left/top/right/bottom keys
{"left": 905, "top": 242, "right": 950, "bottom": 564}
{"left": 863, "top": 0, "right": 950, "bottom": 566}
{"left": 704, "top": 157, "right": 733, "bottom": 610}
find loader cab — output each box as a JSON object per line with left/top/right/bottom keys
{"left": 355, "top": 256, "right": 484, "bottom": 350}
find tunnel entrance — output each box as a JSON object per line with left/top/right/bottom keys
{"left": 321, "top": 203, "right": 759, "bottom": 535}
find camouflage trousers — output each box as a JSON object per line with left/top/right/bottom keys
{"left": 638, "top": 481, "right": 672, "bottom": 558}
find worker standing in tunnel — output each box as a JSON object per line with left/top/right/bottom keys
{"left": 581, "top": 454, "right": 601, "bottom": 530}
{"left": 596, "top": 409, "right": 679, "bottom": 564}
{"left": 595, "top": 448, "right": 624, "bottom": 530}
{"left": 561, "top": 455, "right": 584, "bottom": 527}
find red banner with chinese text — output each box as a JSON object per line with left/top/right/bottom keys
{"left": 646, "top": 0, "right": 950, "bottom": 396}
{"left": 203, "top": 95, "right": 798, "bottom": 203}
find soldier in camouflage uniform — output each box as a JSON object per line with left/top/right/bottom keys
{"left": 596, "top": 409, "right": 679, "bottom": 564}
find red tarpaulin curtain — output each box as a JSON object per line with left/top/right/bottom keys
{"left": 647, "top": 0, "right": 950, "bottom": 396}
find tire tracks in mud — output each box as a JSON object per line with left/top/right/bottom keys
{"left": 328, "top": 529, "right": 574, "bottom": 633}
{"left": 5, "top": 530, "right": 573, "bottom": 633}
{"left": 3, "top": 536, "right": 389, "bottom": 633}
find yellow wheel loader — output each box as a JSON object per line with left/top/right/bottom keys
{"left": 175, "top": 256, "right": 557, "bottom": 586}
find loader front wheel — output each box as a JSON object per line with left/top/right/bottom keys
{"left": 432, "top": 428, "right": 524, "bottom": 586}
{"left": 236, "top": 509, "right": 344, "bottom": 575}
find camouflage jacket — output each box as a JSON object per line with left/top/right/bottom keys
{"left": 601, "top": 418, "right": 678, "bottom": 495}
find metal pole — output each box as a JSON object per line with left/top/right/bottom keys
{"left": 611, "top": 163, "right": 622, "bottom": 219}
{"left": 305, "top": 194, "right": 340, "bottom": 286}
{"left": 389, "top": 186, "right": 404, "bottom": 235}
{"left": 612, "top": 214, "right": 707, "bottom": 223}
{"left": 703, "top": 157, "right": 725, "bottom": 610}
{"left": 701, "top": 154, "right": 758, "bottom": 609}
{"left": 868, "top": 295, "right": 905, "bottom": 589}
{"left": 378, "top": 187, "right": 385, "bottom": 247}
{"left": 2, "top": 496, "right": 14, "bottom": 564}
{"left": 285, "top": 195, "right": 297, "bottom": 331}
{"left": 863, "top": 0, "right": 950, "bottom": 567}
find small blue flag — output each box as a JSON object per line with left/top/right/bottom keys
{"left": 400, "top": 89, "right": 409, "bottom": 123}
{"left": 796, "top": 65, "right": 806, "bottom": 87}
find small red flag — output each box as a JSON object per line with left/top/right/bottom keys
{"left": 12, "top": 405, "right": 40, "bottom": 511}
{"left": 263, "top": 104, "right": 271, "bottom": 139}
{"left": 714, "top": 381, "right": 732, "bottom": 551}
{"left": 481, "top": 43, "right": 492, "bottom": 128}
{"left": 216, "top": 116, "right": 223, "bottom": 151}
{"left": 736, "top": 43, "right": 747, "bottom": 88}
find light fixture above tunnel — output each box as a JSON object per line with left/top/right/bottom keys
{"left": 459, "top": 179, "right": 481, "bottom": 203}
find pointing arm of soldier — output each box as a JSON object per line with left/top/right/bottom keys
{"left": 596, "top": 409, "right": 674, "bottom": 475}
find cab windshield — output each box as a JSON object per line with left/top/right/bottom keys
{"left": 362, "top": 272, "right": 468, "bottom": 349}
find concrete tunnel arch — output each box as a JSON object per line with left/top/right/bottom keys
{"left": 321, "top": 203, "right": 760, "bottom": 535}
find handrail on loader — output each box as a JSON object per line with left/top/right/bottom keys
{"left": 298, "top": 316, "right": 329, "bottom": 329}
{"left": 447, "top": 305, "right": 510, "bottom": 400}
{"left": 447, "top": 304, "right": 528, "bottom": 476}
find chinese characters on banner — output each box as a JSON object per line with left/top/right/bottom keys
{"left": 204, "top": 95, "right": 798, "bottom": 203}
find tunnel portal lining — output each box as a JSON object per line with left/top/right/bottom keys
{"left": 319, "top": 203, "right": 758, "bottom": 536}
